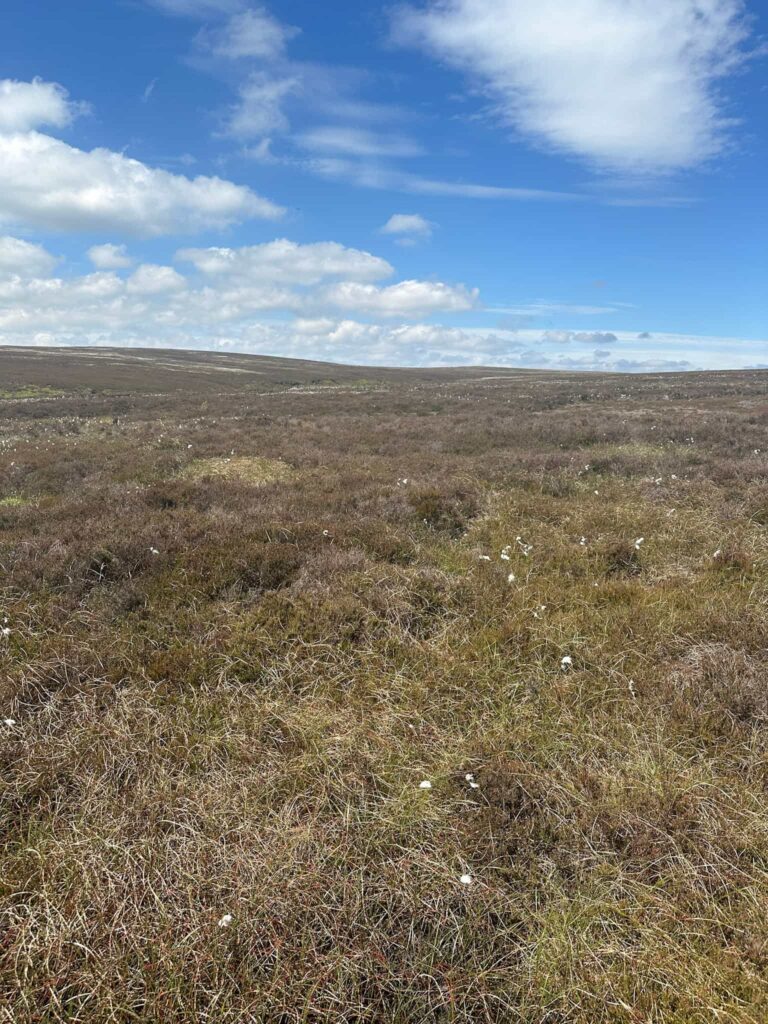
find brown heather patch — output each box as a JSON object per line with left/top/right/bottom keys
{"left": 0, "top": 349, "right": 767, "bottom": 1022}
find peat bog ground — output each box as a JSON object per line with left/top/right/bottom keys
{"left": 1, "top": 347, "right": 767, "bottom": 1023}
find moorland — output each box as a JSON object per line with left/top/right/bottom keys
{"left": 1, "top": 346, "right": 767, "bottom": 1023}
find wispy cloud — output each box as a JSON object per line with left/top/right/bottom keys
{"left": 200, "top": 6, "right": 299, "bottom": 60}
{"left": 141, "top": 78, "right": 158, "bottom": 103}
{"left": 393, "top": 0, "right": 751, "bottom": 172}
{"left": 297, "top": 126, "right": 424, "bottom": 158}
{"left": 488, "top": 302, "right": 626, "bottom": 316}
{"left": 221, "top": 73, "right": 300, "bottom": 139}
{"left": 145, "top": 0, "right": 242, "bottom": 17}
{"left": 305, "top": 156, "right": 584, "bottom": 201}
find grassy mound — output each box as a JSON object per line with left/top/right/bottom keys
{"left": 179, "top": 455, "right": 294, "bottom": 485}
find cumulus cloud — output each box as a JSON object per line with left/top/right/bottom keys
{"left": 1, "top": 238, "right": 759, "bottom": 371}
{"left": 0, "top": 237, "right": 481, "bottom": 350}
{"left": 380, "top": 213, "right": 434, "bottom": 243}
{"left": 177, "top": 240, "right": 394, "bottom": 284}
{"left": 0, "top": 120, "right": 284, "bottom": 235}
{"left": 126, "top": 264, "right": 187, "bottom": 295}
{"left": 394, "top": 0, "right": 750, "bottom": 171}
{"left": 87, "top": 243, "right": 133, "bottom": 270}
{"left": 322, "top": 279, "right": 477, "bottom": 317}
{"left": 0, "top": 236, "right": 58, "bottom": 278}
{"left": 0, "top": 78, "right": 87, "bottom": 133}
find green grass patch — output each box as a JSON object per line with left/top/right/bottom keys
{"left": 179, "top": 455, "right": 294, "bottom": 485}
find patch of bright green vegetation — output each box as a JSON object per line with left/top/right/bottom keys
{"left": 179, "top": 455, "right": 294, "bottom": 485}
{"left": 0, "top": 494, "right": 28, "bottom": 507}
{"left": 0, "top": 385, "right": 67, "bottom": 400}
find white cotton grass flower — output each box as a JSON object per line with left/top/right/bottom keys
{"left": 465, "top": 773, "right": 474, "bottom": 781}
{"left": 459, "top": 874, "right": 473, "bottom": 886}
{"left": 579, "top": 537, "right": 587, "bottom": 547}
{"left": 507, "top": 572, "right": 516, "bottom": 584}
{"left": 149, "top": 547, "right": 160, "bottom": 556}
{"left": 634, "top": 537, "right": 645, "bottom": 550}
{"left": 3, "top": 718, "right": 16, "bottom": 727}
{"left": 1, "top": 627, "right": 10, "bottom": 637}
{"left": 561, "top": 655, "right": 573, "bottom": 671}
{"left": 469, "top": 781, "right": 480, "bottom": 790}
{"left": 478, "top": 554, "right": 491, "bottom": 562}
{"left": 419, "top": 780, "right": 432, "bottom": 790}
{"left": 217, "top": 914, "right": 233, "bottom": 928}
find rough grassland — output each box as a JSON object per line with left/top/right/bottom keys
{"left": 1, "top": 349, "right": 767, "bottom": 1023}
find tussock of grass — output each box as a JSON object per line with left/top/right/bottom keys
{"left": 0, "top": 352, "right": 767, "bottom": 1022}
{"left": 179, "top": 454, "right": 294, "bottom": 485}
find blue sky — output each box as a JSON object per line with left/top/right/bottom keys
{"left": 0, "top": 0, "right": 765, "bottom": 370}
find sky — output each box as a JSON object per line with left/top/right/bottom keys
{"left": 0, "top": 0, "right": 765, "bottom": 372}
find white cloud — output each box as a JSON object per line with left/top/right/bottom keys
{"left": 205, "top": 7, "right": 299, "bottom": 60}
{"left": 541, "top": 330, "right": 619, "bottom": 344}
{"left": 222, "top": 73, "right": 300, "bottom": 139}
{"left": 0, "top": 239, "right": 479, "bottom": 343}
{"left": 321, "top": 279, "right": 478, "bottom": 317}
{"left": 0, "top": 240, "right": 761, "bottom": 371}
{"left": 308, "top": 156, "right": 584, "bottom": 201}
{"left": 0, "top": 236, "right": 58, "bottom": 278}
{"left": 297, "top": 126, "right": 424, "bottom": 158}
{"left": 0, "top": 126, "right": 284, "bottom": 235}
{"left": 380, "top": 213, "right": 434, "bottom": 243}
{"left": 142, "top": 79, "right": 158, "bottom": 104}
{"left": 146, "top": 0, "right": 242, "bottom": 16}
{"left": 126, "top": 264, "right": 187, "bottom": 294}
{"left": 394, "top": 0, "right": 750, "bottom": 171}
{"left": 490, "top": 302, "right": 624, "bottom": 316}
{"left": 177, "top": 240, "right": 393, "bottom": 284}
{"left": 87, "top": 243, "right": 133, "bottom": 270}
{"left": 0, "top": 78, "right": 87, "bottom": 133}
